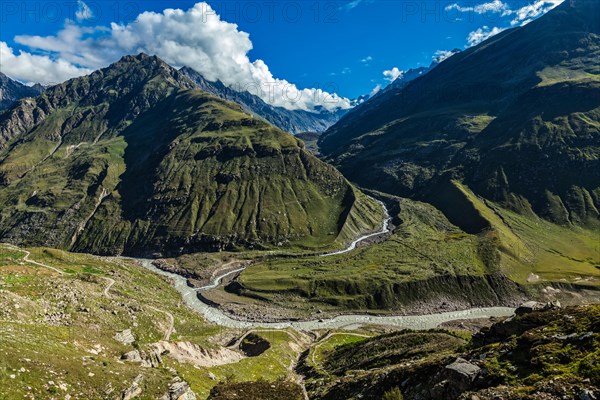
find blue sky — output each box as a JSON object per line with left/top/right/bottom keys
{"left": 0, "top": 0, "right": 562, "bottom": 110}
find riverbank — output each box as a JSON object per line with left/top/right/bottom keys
{"left": 135, "top": 258, "right": 516, "bottom": 331}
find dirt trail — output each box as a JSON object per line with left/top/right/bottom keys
{"left": 1, "top": 244, "right": 65, "bottom": 275}
{"left": 148, "top": 306, "right": 175, "bottom": 341}
{"left": 1, "top": 244, "right": 178, "bottom": 343}
{"left": 103, "top": 277, "right": 115, "bottom": 297}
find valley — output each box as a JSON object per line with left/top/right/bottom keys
{"left": 0, "top": 0, "right": 598, "bottom": 398}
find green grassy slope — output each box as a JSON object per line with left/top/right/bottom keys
{"left": 234, "top": 196, "right": 523, "bottom": 312}
{"left": 306, "top": 306, "right": 600, "bottom": 400}
{"left": 0, "top": 54, "right": 382, "bottom": 256}
{"left": 319, "top": 0, "right": 600, "bottom": 230}
{"left": 231, "top": 184, "right": 598, "bottom": 313}
{"left": 0, "top": 246, "right": 307, "bottom": 399}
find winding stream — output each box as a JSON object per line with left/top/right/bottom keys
{"left": 135, "top": 200, "right": 515, "bottom": 330}
{"left": 319, "top": 199, "right": 392, "bottom": 257}
{"left": 137, "top": 259, "right": 514, "bottom": 330}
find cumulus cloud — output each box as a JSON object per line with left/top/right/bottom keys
{"left": 433, "top": 49, "right": 460, "bottom": 63}
{"left": 445, "top": 0, "right": 511, "bottom": 15}
{"left": 383, "top": 67, "right": 403, "bottom": 82}
{"left": 369, "top": 84, "right": 381, "bottom": 97}
{"left": 10, "top": 2, "right": 352, "bottom": 112}
{"left": 461, "top": 0, "right": 563, "bottom": 47}
{"left": 0, "top": 41, "right": 91, "bottom": 85}
{"left": 446, "top": 0, "right": 562, "bottom": 21}
{"left": 75, "top": 0, "right": 94, "bottom": 21}
{"left": 467, "top": 26, "right": 506, "bottom": 46}
{"left": 510, "top": 0, "right": 563, "bottom": 26}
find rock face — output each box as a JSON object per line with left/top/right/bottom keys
{"left": 0, "top": 53, "right": 382, "bottom": 256}
{"left": 431, "top": 358, "right": 481, "bottom": 398}
{"left": 0, "top": 72, "right": 43, "bottom": 111}
{"left": 152, "top": 341, "right": 243, "bottom": 367}
{"left": 121, "top": 348, "right": 162, "bottom": 368}
{"left": 121, "top": 374, "right": 144, "bottom": 400}
{"left": 165, "top": 378, "right": 197, "bottom": 400}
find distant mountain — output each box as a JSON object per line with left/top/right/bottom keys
{"left": 0, "top": 54, "right": 383, "bottom": 256}
{"left": 0, "top": 72, "right": 43, "bottom": 111}
{"left": 180, "top": 66, "right": 351, "bottom": 134}
{"left": 384, "top": 66, "right": 432, "bottom": 92}
{"left": 320, "top": 0, "right": 600, "bottom": 230}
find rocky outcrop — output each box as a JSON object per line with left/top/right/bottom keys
{"left": 428, "top": 358, "right": 481, "bottom": 399}
{"left": 307, "top": 305, "right": 600, "bottom": 400}
{"left": 121, "top": 348, "right": 162, "bottom": 368}
{"left": 121, "top": 374, "right": 144, "bottom": 400}
{"left": 114, "top": 329, "right": 135, "bottom": 345}
{"left": 0, "top": 72, "right": 43, "bottom": 111}
{"left": 152, "top": 341, "right": 243, "bottom": 367}
{"left": 160, "top": 377, "right": 197, "bottom": 400}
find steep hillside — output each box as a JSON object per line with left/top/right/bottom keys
{"left": 0, "top": 72, "right": 43, "bottom": 111}
{"left": 180, "top": 67, "right": 349, "bottom": 134}
{"left": 305, "top": 305, "right": 600, "bottom": 400}
{"left": 0, "top": 245, "right": 306, "bottom": 399}
{"left": 319, "top": 0, "right": 600, "bottom": 230}
{"left": 0, "top": 54, "right": 382, "bottom": 256}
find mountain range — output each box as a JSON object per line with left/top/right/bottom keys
{"left": 180, "top": 67, "right": 352, "bottom": 134}
{"left": 0, "top": 72, "right": 43, "bottom": 111}
{"left": 0, "top": 1, "right": 599, "bottom": 398}
{"left": 320, "top": 0, "right": 600, "bottom": 231}
{"left": 0, "top": 54, "right": 382, "bottom": 256}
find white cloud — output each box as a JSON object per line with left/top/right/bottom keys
{"left": 11, "top": 2, "right": 352, "bottom": 112}
{"left": 510, "top": 0, "right": 563, "bottom": 26}
{"left": 433, "top": 49, "right": 460, "bottom": 63}
{"left": 445, "top": 0, "right": 511, "bottom": 15}
{"left": 383, "top": 67, "right": 403, "bottom": 82}
{"left": 75, "top": 0, "right": 94, "bottom": 21}
{"left": 343, "top": 0, "right": 364, "bottom": 10}
{"left": 467, "top": 26, "right": 506, "bottom": 46}
{"left": 369, "top": 84, "right": 381, "bottom": 97}
{"left": 446, "top": 0, "right": 563, "bottom": 26}
{"left": 460, "top": 1, "right": 564, "bottom": 48}
{"left": 0, "top": 41, "right": 91, "bottom": 85}
{"left": 361, "top": 56, "right": 373, "bottom": 63}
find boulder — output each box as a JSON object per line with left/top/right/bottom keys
{"left": 121, "top": 374, "right": 143, "bottom": 400}
{"left": 445, "top": 358, "right": 481, "bottom": 384}
{"left": 114, "top": 329, "right": 135, "bottom": 345}
{"left": 161, "top": 378, "right": 197, "bottom": 400}
{"left": 425, "top": 358, "right": 481, "bottom": 399}
{"left": 515, "top": 301, "right": 543, "bottom": 315}
{"left": 121, "top": 349, "right": 162, "bottom": 368}
{"left": 169, "top": 380, "right": 196, "bottom": 400}
{"left": 121, "top": 350, "right": 144, "bottom": 363}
